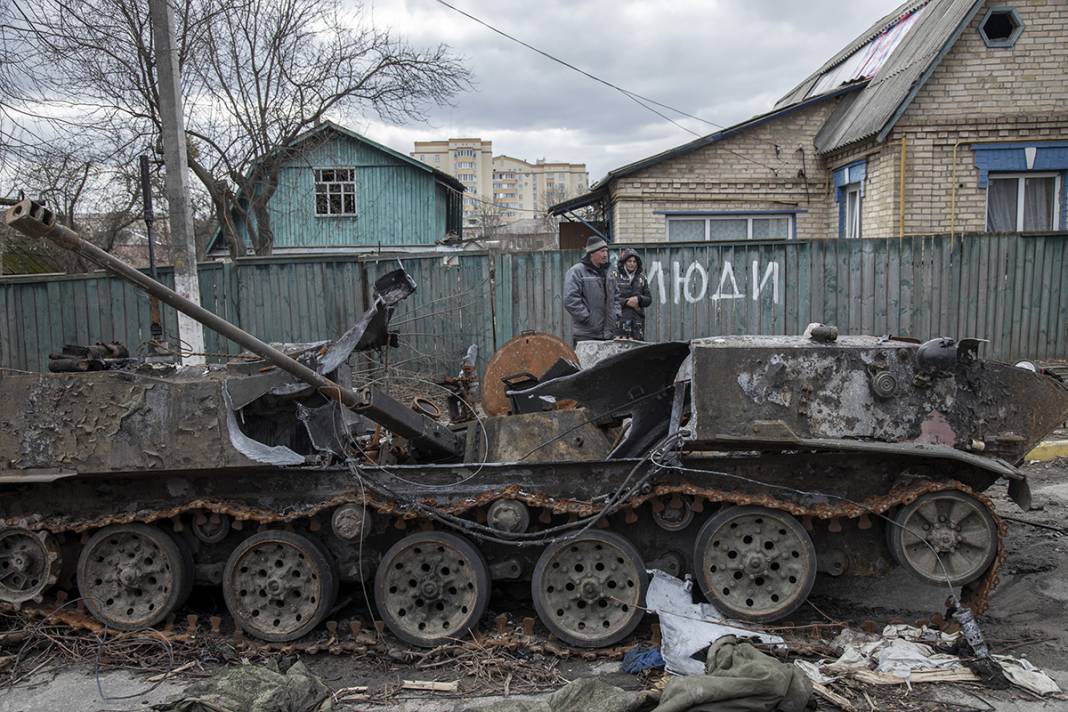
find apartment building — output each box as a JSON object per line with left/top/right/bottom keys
{"left": 413, "top": 139, "right": 588, "bottom": 229}
{"left": 411, "top": 138, "right": 493, "bottom": 228}
{"left": 492, "top": 156, "right": 588, "bottom": 222}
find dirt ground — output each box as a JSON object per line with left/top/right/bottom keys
{"left": 1, "top": 460, "right": 1067, "bottom": 712}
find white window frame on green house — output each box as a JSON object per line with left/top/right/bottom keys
{"left": 659, "top": 211, "right": 798, "bottom": 242}
{"left": 313, "top": 167, "right": 357, "bottom": 217}
{"left": 985, "top": 172, "right": 1062, "bottom": 232}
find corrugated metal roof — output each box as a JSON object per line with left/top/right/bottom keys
{"left": 813, "top": 0, "right": 981, "bottom": 153}
{"left": 775, "top": 0, "right": 931, "bottom": 108}
{"left": 553, "top": 0, "right": 984, "bottom": 207}
{"left": 548, "top": 86, "right": 858, "bottom": 216}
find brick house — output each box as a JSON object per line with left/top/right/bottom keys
{"left": 551, "top": 0, "right": 1068, "bottom": 242}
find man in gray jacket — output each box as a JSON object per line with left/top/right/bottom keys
{"left": 564, "top": 236, "right": 619, "bottom": 346}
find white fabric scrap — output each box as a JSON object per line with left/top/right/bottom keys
{"left": 644, "top": 569, "right": 786, "bottom": 677}
{"left": 993, "top": 655, "right": 1062, "bottom": 696}
{"left": 829, "top": 628, "right": 879, "bottom": 654}
{"left": 794, "top": 659, "right": 837, "bottom": 685}
{"left": 874, "top": 639, "right": 961, "bottom": 679}
{"left": 881, "top": 624, "right": 960, "bottom": 646}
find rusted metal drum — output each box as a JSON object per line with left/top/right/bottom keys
{"left": 481, "top": 331, "right": 578, "bottom": 415}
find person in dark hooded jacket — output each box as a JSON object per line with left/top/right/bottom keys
{"left": 613, "top": 248, "right": 652, "bottom": 340}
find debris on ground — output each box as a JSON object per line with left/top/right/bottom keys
{"left": 469, "top": 677, "right": 657, "bottom": 712}
{"left": 644, "top": 570, "right": 786, "bottom": 676}
{"left": 790, "top": 622, "right": 1062, "bottom": 697}
{"left": 619, "top": 646, "right": 664, "bottom": 674}
{"left": 475, "top": 635, "right": 810, "bottom": 712}
{"left": 152, "top": 661, "right": 332, "bottom": 712}
{"left": 656, "top": 635, "right": 811, "bottom": 712}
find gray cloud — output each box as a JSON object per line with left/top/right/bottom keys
{"left": 348, "top": 0, "right": 903, "bottom": 181}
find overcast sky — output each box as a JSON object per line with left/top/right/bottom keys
{"left": 343, "top": 0, "right": 904, "bottom": 183}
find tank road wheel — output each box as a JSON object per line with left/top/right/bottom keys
{"left": 374, "top": 531, "right": 490, "bottom": 648}
{"left": 77, "top": 524, "right": 192, "bottom": 630}
{"left": 694, "top": 506, "right": 817, "bottom": 623}
{"left": 0, "top": 527, "right": 60, "bottom": 607}
{"left": 531, "top": 530, "right": 647, "bottom": 648}
{"left": 888, "top": 491, "right": 998, "bottom": 587}
{"left": 223, "top": 531, "right": 338, "bottom": 642}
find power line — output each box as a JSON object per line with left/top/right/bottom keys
{"left": 433, "top": 0, "right": 723, "bottom": 133}
{"left": 433, "top": 0, "right": 782, "bottom": 175}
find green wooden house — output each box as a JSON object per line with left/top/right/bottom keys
{"left": 208, "top": 121, "right": 464, "bottom": 255}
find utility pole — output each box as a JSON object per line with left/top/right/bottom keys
{"left": 148, "top": 0, "right": 205, "bottom": 364}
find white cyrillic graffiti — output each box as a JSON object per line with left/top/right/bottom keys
{"left": 648, "top": 259, "right": 780, "bottom": 305}
{"left": 713, "top": 261, "right": 743, "bottom": 302}
{"left": 752, "top": 261, "right": 779, "bottom": 303}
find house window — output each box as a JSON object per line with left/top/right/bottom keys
{"left": 844, "top": 185, "right": 862, "bottom": 239}
{"left": 986, "top": 173, "right": 1061, "bottom": 231}
{"left": 978, "top": 6, "right": 1023, "bottom": 48}
{"left": 666, "top": 214, "right": 793, "bottom": 242}
{"left": 834, "top": 160, "right": 866, "bottom": 239}
{"left": 314, "top": 168, "right": 356, "bottom": 216}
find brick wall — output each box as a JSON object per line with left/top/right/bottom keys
{"left": 608, "top": 99, "right": 838, "bottom": 242}
{"left": 823, "top": 0, "right": 1068, "bottom": 237}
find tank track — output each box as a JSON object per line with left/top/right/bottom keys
{"left": 0, "top": 477, "right": 1006, "bottom": 654}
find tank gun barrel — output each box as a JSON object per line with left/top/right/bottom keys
{"left": 3, "top": 199, "right": 464, "bottom": 459}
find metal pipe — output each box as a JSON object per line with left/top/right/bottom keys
{"left": 950, "top": 139, "right": 967, "bottom": 239}
{"left": 4, "top": 199, "right": 357, "bottom": 407}
{"left": 353, "top": 387, "right": 463, "bottom": 458}
{"left": 898, "top": 137, "right": 907, "bottom": 239}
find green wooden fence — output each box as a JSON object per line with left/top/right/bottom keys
{"left": 2, "top": 233, "right": 1066, "bottom": 375}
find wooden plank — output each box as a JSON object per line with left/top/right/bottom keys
{"left": 956, "top": 236, "right": 972, "bottom": 341}
{"left": 1034, "top": 236, "right": 1052, "bottom": 359}
{"left": 1042, "top": 236, "right": 1063, "bottom": 360}
{"left": 860, "top": 239, "right": 875, "bottom": 333}
{"left": 997, "top": 236, "right": 1014, "bottom": 360}
{"left": 0, "top": 286, "right": 11, "bottom": 369}
{"left": 974, "top": 236, "right": 990, "bottom": 344}
{"left": 838, "top": 240, "right": 853, "bottom": 334}
{"left": 1009, "top": 235, "right": 1028, "bottom": 360}
{"left": 23, "top": 285, "right": 42, "bottom": 372}
{"left": 1055, "top": 237, "right": 1068, "bottom": 359}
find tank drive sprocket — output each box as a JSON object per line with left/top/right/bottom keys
{"left": 76, "top": 523, "right": 192, "bottom": 630}
{"left": 531, "top": 530, "right": 647, "bottom": 648}
{"left": 0, "top": 526, "right": 60, "bottom": 607}
{"left": 374, "top": 531, "right": 490, "bottom": 647}
{"left": 223, "top": 530, "right": 339, "bottom": 643}
{"left": 694, "top": 506, "right": 817, "bottom": 622}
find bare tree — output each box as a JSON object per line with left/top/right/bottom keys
{"left": 5, "top": 141, "right": 144, "bottom": 271}
{"left": 473, "top": 199, "right": 510, "bottom": 241}
{"left": 21, "top": 0, "right": 470, "bottom": 256}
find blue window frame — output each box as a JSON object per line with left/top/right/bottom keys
{"left": 834, "top": 160, "right": 866, "bottom": 239}
{"left": 974, "top": 142, "right": 1068, "bottom": 231}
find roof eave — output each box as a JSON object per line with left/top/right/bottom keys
{"left": 549, "top": 186, "right": 608, "bottom": 216}
{"left": 587, "top": 84, "right": 864, "bottom": 192}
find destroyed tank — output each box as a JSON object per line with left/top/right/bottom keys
{"left": 3, "top": 198, "right": 1068, "bottom": 649}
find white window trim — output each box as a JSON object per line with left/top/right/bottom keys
{"left": 313, "top": 166, "right": 357, "bottom": 217}
{"left": 844, "top": 185, "right": 862, "bottom": 239}
{"left": 664, "top": 214, "right": 794, "bottom": 242}
{"left": 985, "top": 172, "right": 1062, "bottom": 231}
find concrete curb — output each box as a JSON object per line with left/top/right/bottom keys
{"left": 1027, "top": 440, "right": 1068, "bottom": 462}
